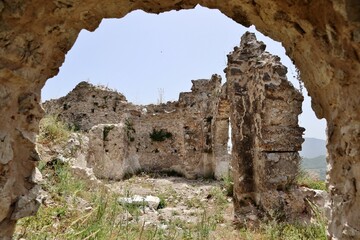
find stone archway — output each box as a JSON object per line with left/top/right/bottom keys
{"left": 0, "top": 1, "right": 359, "bottom": 239}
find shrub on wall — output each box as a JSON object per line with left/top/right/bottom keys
{"left": 125, "top": 119, "right": 135, "bottom": 142}
{"left": 149, "top": 129, "right": 172, "bottom": 142}
{"left": 38, "top": 115, "right": 72, "bottom": 144}
{"left": 103, "top": 125, "right": 115, "bottom": 141}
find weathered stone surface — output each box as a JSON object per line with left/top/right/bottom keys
{"left": 226, "top": 32, "right": 305, "bottom": 223}
{"left": 10, "top": 185, "right": 45, "bottom": 221}
{"left": 87, "top": 123, "right": 141, "bottom": 180}
{"left": 118, "top": 195, "right": 161, "bottom": 210}
{"left": 260, "top": 187, "right": 328, "bottom": 223}
{"left": 0, "top": 133, "right": 13, "bottom": 164}
{"left": 37, "top": 132, "right": 104, "bottom": 189}
{"left": 30, "top": 167, "right": 43, "bottom": 184}
{"left": 44, "top": 75, "right": 230, "bottom": 180}
{"left": 43, "top": 81, "right": 130, "bottom": 131}
{"left": 0, "top": 1, "right": 359, "bottom": 239}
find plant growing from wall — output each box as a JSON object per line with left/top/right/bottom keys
{"left": 296, "top": 68, "right": 304, "bottom": 94}
{"left": 124, "top": 118, "right": 136, "bottom": 142}
{"left": 149, "top": 128, "right": 172, "bottom": 142}
{"left": 103, "top": 125, "right": 115, "bottom": 141}
{"left": 38, "top": 114, "right": 72, "bottom": 144}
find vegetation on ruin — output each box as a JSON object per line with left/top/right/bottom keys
{"left": 221, "top": 172, "right": 234, "bottom": 197}
{"left": 149, "top": 128, "right": 173, "bottom": 142}
{"left": 103, "top": 125, "right": 115, "bottom": 141}
{"left": 14, "top": 161, "right": 228, "bottom": 239}
{"left": 15, "top": 158, "right": 327, "bottom": 239}
{"left": 37, "top": 115, "right": 72, "bottom": 144}
{"left": 296, "top": 169, "right": 327, "bottom": 191}
{"left": 125, "top": 118, "right": 136, "bottom": 142}
{"left": 17, "top": 115, "right": 327, "bottom": 239}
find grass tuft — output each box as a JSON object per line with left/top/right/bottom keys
{"left": 37, "top": 115, "right": 72, "bottom": 144}
{"left": 296, "top": 169, "right": 327, "bottom": 191}
{"left": 15, "top": 146, "right": 327, "bottom": 239}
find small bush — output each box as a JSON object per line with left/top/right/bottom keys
{"left": 149, "top": 129, "right": 172, "bottom": 142}
{"left": 38, "top": 115, "right": 71, "bottom": 144}
{"left": 103, "top": 125, "right": 115, "bottom": 141}
{"left": 157, "top": 195, "right": 166, "bottom": 209}
{"left": 221, "top": 172, "right": 234, "bottom": 197}
{"left": 125, "top": 119, "right": 136, "bottom": 142}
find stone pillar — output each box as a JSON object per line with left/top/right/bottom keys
{"left": 212, "top": 83, "right": 231, "bottom": 179}
{"left": 326, "top": 111, "right": 360, "bottom": 239}
{"left": 226, "top": 32, "right": 304, "bottom": 223}
{"left": 0, "top": 79, "right": 44, "bottom": 238}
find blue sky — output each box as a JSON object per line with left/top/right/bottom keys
{"left": 42, "top": 6, "right": 326, "bottom": 140}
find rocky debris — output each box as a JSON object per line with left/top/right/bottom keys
{"left": 300, "top": 187, "right": 328, "bottom": 212}
{"left": 118, "top": 195, "right": 161, "bottom": 210}
{"left": 10, "top": 185, "right": 46, "bottom": 221}
{"left": 30, "top": 167, "right": 43, "bottom": 184}
{"left": 107, "top": 175, "right": 234, "bottom": 228}
{"left": 37, "top": 133, "right": 104, "bottom": 188}
{"left": 66, "top": 196, "right": 93, "bottom": 213}
{"left": 107, "top": 175, "right": 327, "bottom": 232}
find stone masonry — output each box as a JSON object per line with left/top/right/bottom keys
{"left": 226, "top": 32, "right": 305, "bottom": 223}
{"left": 43, "top": 81, "right": 133, "bottom": 131}
{"left": 43, "top": 75, "right": 230, "bottom": 180}
{"left": 44, "top": 33, "right": 306, "bottom": 224}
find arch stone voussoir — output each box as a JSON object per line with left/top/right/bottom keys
{"left": 0, "top": 1, "right": 359, "bottom": 239}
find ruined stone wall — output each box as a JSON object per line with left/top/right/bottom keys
{"left": 226, "top": 32, "right": 304, "bottom": 223}
{"left": 45, "top": 75, "right": 230, "bottom": 180}
{"left": 87, "top": 122, "right": 141, "bottom": 180}
{"left": 211, "top": 83, "right": 231, "bottom": 179}
{"left": 43, "top": 81, "right": 134, "bottom": 131}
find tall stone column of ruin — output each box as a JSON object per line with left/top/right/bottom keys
{"left": 226, "top": 32, "right": 304, "bottom": 223}
{"left": 0, "top": 69, "right": 45, "bottom": 237}
{"left": 211, "top": 83, "right": 231, "bottom": 179}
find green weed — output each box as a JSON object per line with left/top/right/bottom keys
{"left": 221, "top": 172, "right": 234, "bottom": 197}
{"left": 149, "top": 128, "right": 172, "bottom": 142}
{"left": 38, "top": 115, "right": 71, "bottom": 144}
{"left": 297, "top": 169, "right": 327, "bottom": 191}
{"left": 15, "top": 159, "right": 327, "bottom": 240}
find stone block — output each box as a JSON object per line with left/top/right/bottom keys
{"left": 259, "top": 126, "right": 304, "bottom": 151}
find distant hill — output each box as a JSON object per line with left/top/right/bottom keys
{"left": 300, "top": 138, "right": 326, "bottom": 158}
{"left": 301, "top": 155, "right": 327, "bottom": 180}
{"left": 300, "top": 138, "right": 327, "bottom": 180}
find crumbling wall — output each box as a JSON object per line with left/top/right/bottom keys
{"left": 87, "top": 122, "right": 141, "bottom": 180}
{"left": 226, "top": 32, "right": 304, "bottom": 223}
{"left": 46, "top": 75, "right": 231, "bottom": 180}
{"left": 114, "top": 75, "right": 229, "bottom": 179}
{"left": 212, "top": 83, "right": 231, "bottom": 179}
{"left": 43, "top": 81, "right": 132, "bottom": 131}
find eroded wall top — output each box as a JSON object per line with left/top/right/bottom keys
{"left": 43, "top": 74, "right": 230, "bottom": 179}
